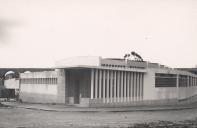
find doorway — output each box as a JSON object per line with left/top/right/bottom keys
{"left": 74, "top": 80, "right": 80, "bottom": 104}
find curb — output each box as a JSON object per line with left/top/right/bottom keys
{"left": 1, "top": 102, "right": 197, "bottom": 112}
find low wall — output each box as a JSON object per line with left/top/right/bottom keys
{"left": 89, "top": 99, "right": 178, "bottom": 107}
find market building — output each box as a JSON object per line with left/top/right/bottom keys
{"left": 5, "top": 56, "right": 197, "bottom": 107}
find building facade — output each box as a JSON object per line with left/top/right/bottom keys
{"left": 15, "top": 56, "right": 197, "bottom": 107}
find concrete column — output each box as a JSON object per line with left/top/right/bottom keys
{"left": 195, "top": 77, "right": 197, "bottom": 86}
{"left": 138, "top": 73, "right": 141, "bottom": 101}
{"left": 103, "top": 70, "right": 106, "bottom": 103}
{"left": 141, "top": 74, "right": 144, "bottom": 100}
{"left": 187, "top": 76, "right": 190, "bottom": 98}
{"left": 193, "top": 77, "right": 195, "bottom": 86}
{"left": 136, "top": 72, "right": 139, "bottom": 101}
{"left": 130, "top": 72, "right": 133, "bottom": 101}
{"left": 114, "top": 70, "right": 117, "bottom": 103}
{"left": 139, "top": 73, "right": 141, "bottom": 100}
{"left": 127, "top": 72, "right": 130, "bottom": 102}
{"left": 110, "top": 70, "right": 113, "bottom": 103}
{"left": 139, "top": 73, "right": 142, "bottom": 100}
{"left": 133, "top": 72, "right": 136, "bottom": 101}
{"left": 99, "top": 70, "right": 102, "bottom": 99}
{"left": 94, "top": 69, "right": 98, "bottom": 99}
{"left": 176, "top": 74, "right": 179, "bottom": 99}
{"left": 121, "top": 71, "right": 124, "bottom": 102}
{"left": 123, "top": 71, "right": 127, "bottom": 102}
{"left": 137, "top": 72, "right": 140, "bottom": 101}
{"left": 106, "top": 70, "right": 110, "bottom": 103}
{"left": 91, "top": 69, "right": 94, "bottom": 99}
{"left": 117, "top": 71, "right": 120, "bottom": 102}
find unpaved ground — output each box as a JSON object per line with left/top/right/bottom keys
{"left": 0, "top": 105, "right": 197, "bottom": 128}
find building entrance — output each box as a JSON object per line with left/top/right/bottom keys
{"left": 74, "top": 80, "right": 80, "bottom": 104}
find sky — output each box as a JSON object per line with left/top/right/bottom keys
{"left": 0, "top": 0, "right": 197, "bottom": 68}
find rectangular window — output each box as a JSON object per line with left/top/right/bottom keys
{"left": 155, "top": 73, "right": 177, "bottom": 87}
{"left": 179, "top": 75, "right": 188, "bottom": 87}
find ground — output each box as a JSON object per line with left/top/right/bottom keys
{"left": 0, "top": 102, "right": 197, "bottom": 128}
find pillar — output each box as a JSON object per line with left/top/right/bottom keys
{"left": 130, "top": 72, "right": 133, "bottom": 101}
{"left": 106, "top": 70, "right": 110, "bottom": 103}
{"left": 94, "top": 69, "right": 98, "bottom": 99}
{"left": 124, "top": 71, "right": 127, "bottom": 102}
{"left": 99, "top": 70, "right": 102, "bottom": 99}
{"left": 90, "top": 69, "right": 94, "bottom": 99}
{"left": 110, "top": 70, "right": 113, "bottom": 103}
{"left": 114, "top": 70, "right": 117, "bottom": 103}
{"left": 176, "top": 74, "right": 179, "bottom": 99}
{"left": 138, "top": 73, "right": 141, "bottom": 101}
{"left": 133, "top": 72, "right": 136, "bottom": 101}
{"left": 120, "top": 71, "right": 124, "bottom": 102}
{"left": 127, "top": 72, "right": 130, "bottom": 102}
{"left": 141, "top": 74, "right": 144, "bottom": 100}
{"left": 103, "top": 70, "right": 106, "bottom": 103}
{"left": 117, "top": 71, "right": 120, "bottom": 102}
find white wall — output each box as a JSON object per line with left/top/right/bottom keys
{"left": 143, "top": 68, "right": 197, "bottom": 101}
{"left": 144, "top": 69, "right": 178, "bottom": 100}
{"left": 20, "top": 71, "right": 58, "bottom": 95}
{"left": 143, "top": 69, "right": 156, "bottom": 100}
{"left": 20, "top": 84, "right": 57, "bottom": 95}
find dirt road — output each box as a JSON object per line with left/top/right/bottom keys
{"left": 0, "top": 106, "right": 197, "bottom": 128}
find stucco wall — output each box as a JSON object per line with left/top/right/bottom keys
{"left": 19, "top": 71, "right": 63, "bottom": 104}
{"left": 143, "top": 68, "right": 197, "bottom": 102}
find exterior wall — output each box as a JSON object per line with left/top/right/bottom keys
{"left": 144, "top": 69, "right": 177, "bottom": 101}
{"left": 19, "top": 71, "right": 62, "bottom": 104}
{"left": 143, "top": 68, "right": 197, "bottom": 105}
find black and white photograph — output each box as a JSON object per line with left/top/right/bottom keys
{"left": 0, "top": 0, "right": 197, "bottom": 127}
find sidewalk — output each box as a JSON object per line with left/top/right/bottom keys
{"left": 1, "top": 101, "right": 197, "bottom": 112}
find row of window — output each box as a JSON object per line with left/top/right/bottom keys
{"left": 20, "top": 78, "right": 58, "bottom": 85}
{"left": 155, "top": 74, "right": 177, "bottom": 87}
{"left": 101, "top": 64, "right": 145, "bottom": 69}
{"left": 155, "top": 74, "right": 197, "bottom": 87}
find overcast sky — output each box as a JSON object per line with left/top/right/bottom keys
{"left": 0, "top": 0, "right": 196, "bottom": 68}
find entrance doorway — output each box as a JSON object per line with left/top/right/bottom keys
{"left": 74, "top": 80, "right": 80, "bottom": 104}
